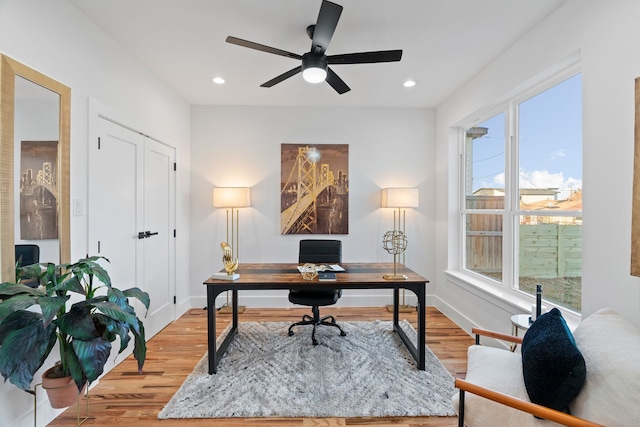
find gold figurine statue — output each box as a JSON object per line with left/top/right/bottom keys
{"left": 221, "top": 242, "right": 239, "bottom": 276}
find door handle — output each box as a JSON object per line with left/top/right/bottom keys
{"left": 138, "top": 231, "right": 159, "bottom": 239}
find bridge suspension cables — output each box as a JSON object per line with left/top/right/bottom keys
{"left": 280, "top": 146, "right": 334, "bottom": 234}
{"left": 35, "top": 162, "right": 58, "bottom": 202}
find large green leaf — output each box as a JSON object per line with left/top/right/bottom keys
{"left": 0, "top": 282, "right": 44, "bottom": 298}
{"left": 36, "top": 295, "right": 69, "bottom": 327}
{"left": 132, "top": 320, "right": 147, "bottom": 373}
{"left": 71, "top": 257, "right": 112, "bottom": 290}
{"left": 0, "top": 294, "right": 37, "bottom": 324}
{"left": 72, "top": 336, "right": 112, "bottom": 383}
{"left": 55, "top": 304, "right": 98, "bottom": 341}
{"left": 122, "top": 287, "right": 151, "bottom": 312}
{"left": 62, "top": 341, "right": 86, "bottom": 392}
{"left": 107, "top": 288, "right": 133, "bottom": 314}
{"left": 0, "top": 311, "right": 57, "bottom": 391}
{"left": 91, "top": 300, "right": 140, "bottom": 333}
{"left": 58, "top": 275, "right": 85, "bottom": 296}
{"left": 92, "top": 313, "right": 130, "bottom": 350}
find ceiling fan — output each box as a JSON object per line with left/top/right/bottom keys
{"left": 225, "top": 0, "right": 403, "bottom": 94}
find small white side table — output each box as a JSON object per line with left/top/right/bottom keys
{"left": 510, "top": 314, "right": 532, "bottom": 351}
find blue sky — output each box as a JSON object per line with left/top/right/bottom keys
{"left": 470, "top": 73, "right": 582, "bottom": 199}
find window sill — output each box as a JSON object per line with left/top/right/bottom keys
{"left": 444, "top": 269, "right": 581, "bottom": 329}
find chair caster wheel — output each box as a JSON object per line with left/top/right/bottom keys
{"left": 340, "top": 331, "right": 347, "bottom": 336}
{"left": 312, "top": 340, "right": 318, "bottom": 346}
{"left": 288, "top": 330, "right": 294, "bottom": 336}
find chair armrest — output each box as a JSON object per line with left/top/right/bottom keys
{"left": 472, "top": 327, "right": 523, "bottom": 345}
{"left": 455, "top": 379, "right": 604, "bottom": 427}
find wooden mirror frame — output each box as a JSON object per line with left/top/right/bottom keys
{"left": 633, "top": 77, "right": 640, "bottom": 276}
{"left": 0, "top": 54, "right": 70, "bottom": 281}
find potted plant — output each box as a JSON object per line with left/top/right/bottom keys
{"left": 0, "top": 256, "right": 149, "bottom": 408}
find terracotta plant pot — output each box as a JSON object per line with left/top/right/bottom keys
{"left": 42, "top": 366, "right": 83, "bottom": 409}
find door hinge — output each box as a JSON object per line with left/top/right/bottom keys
{"left": 97, "top": 241, "right": 101, "bottom": 253}
{"left": 173, "top": 296, "right": 176, "bottom": 304}
{"left": 98, "top": 137, "right": 101, "bottom": 150}
{"left": 173, "top": 162, "right": 177, "bottom": 171}
{"left": 173, "top": 229, "right": 176, "bottom": 238}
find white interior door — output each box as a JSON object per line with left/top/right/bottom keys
{"left": 142, "top": 138, "right": 176, "bottom": 337}
{"left": 89, "top": 117, "right": 176, "bottom": 339}
{"left": 90, "top": 118, "right": 143, "bottom": 292}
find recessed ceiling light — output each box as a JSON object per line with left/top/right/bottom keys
{"left": 403, "top": 80, "right": 416, "bottom": 88}
{"left": 212, "top": 76, "right": 225, "bottom": 85}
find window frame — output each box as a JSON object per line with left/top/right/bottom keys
{"left": 457, "top": 64, "right": 582, "bottom": 314}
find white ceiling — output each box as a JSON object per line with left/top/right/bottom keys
{"left": 68, "top": 0, "right": 566, "bottom": 108}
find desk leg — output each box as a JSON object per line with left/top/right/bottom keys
{"left": 232, "top": 289, "right": 239, "bottom": 331}
{"left": 392, "top": 287, "right": 400, "bottom": 327}
{"left": 207, "top": 285, "right": 217, "bottom": 374}
{"left": 393, "top": 284, "right": 426, "bottom": 370}
{"left": 207, "top": 286, "right": 239, "bottom": 374}
{"left": 415, "top": 285, "right": 426, "bottom": 370}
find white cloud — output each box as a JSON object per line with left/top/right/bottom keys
{"left": 491, "top": 170, "right": 582, "bottom": 199}
{"left": 548, "top": 149, "right": 566, "bottom": 160}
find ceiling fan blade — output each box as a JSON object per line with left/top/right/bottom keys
{"left": 260, "top": 66, "right": 303, "bottom": 88}
{"left": 325, "top": 67, "right": 350, "bottom": 94}
{"left": 311, "top": 0, "right": 343, "bottom": 55}
{"left": 226, "top": 36, "right": 303, "bottom": 60}
{"left": 328, "top": 50, "right": 403, "bottom": 65}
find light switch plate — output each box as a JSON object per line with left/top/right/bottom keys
{"left": 73, "top": 198, "right": 84, "bottom": 216}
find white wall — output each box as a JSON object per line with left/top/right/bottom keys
{"left": 435, "top": 0, "right": 640, "bottom": 335}
{"left": 0, "top": 1, "right": 191, "bottom": 426}
{"left": 189, "top": 106, "right": 435, "bottom": 308}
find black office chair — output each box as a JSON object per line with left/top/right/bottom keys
{"left": 15, "top": 244, "right": 40, "bottom": 288}
{"left": 15, "top": 244, "right": 40, "bottom": 267}
{"left": 288, "top": 239, "right": 347, "bottom": 345}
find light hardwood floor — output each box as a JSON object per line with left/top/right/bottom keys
{"left": 49, "top": 306, "right": 473, "bottom": 427}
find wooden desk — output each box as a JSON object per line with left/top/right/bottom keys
{"left": 203, "top": 263, "right": 429, "bottom": 374}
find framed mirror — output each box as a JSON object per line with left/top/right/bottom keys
{"left": 0, "top": 54, "right": 70, "bottom": 281}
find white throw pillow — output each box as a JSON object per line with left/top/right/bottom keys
{"left": 452, "top": 345, "right": 558, "bottom": 426}
{"left": 571, "top": 307, "right": 640, "bottom": 426}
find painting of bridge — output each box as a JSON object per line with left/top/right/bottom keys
{"left": 19, "top": 140, "right": 58, "bottom": 240}
{"left": 281, "top": 144, "right": 349, "bottom": 235}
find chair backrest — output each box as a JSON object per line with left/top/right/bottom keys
{"left": 298, "top": 239, "right": 342, "bottom": 264}
{"left": 15, "top": 244, "right": 40, "bottom": 266}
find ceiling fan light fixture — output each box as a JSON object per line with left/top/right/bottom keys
{"left": 302, "top": 54, "right": 328, "bottom": 83}
{"left": 302, "top": 67, "right": 327, "bottom": 84}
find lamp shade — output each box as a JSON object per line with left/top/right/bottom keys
{"left": 381, "top": 188, "right": 419, "bottom": 208}
{"left": 213, "top": 187, "right": 251, "bottom": 208}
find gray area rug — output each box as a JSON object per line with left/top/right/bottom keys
{"left": 158, "top": 319, "right": 456, "bottom": 419}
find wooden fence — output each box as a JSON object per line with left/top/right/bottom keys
{"left": 519, "top": 224, "right": 581, "bottom": 278}
{"left": 465, "top": 195, "right": 581, "bottom": 278}
{"left": 466, "top": 223, "right": 582, "bottom": 278}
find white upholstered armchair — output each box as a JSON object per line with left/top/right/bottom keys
{"left": 453, "top": 308, "right": 640, "bottom": 427}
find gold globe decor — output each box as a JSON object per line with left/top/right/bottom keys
{"left": 382, "top": 230, "right": 409, "bottom": 280}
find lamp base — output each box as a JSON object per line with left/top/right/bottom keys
{"left": 218, "top": 304, "right": 246, "bottom": 314}
{"left": 382, "top": 274, "right": 408, "bottom": 280}
{"left": 386, "top": 304, "right": 416, "bottom": 313}
{"left": 211, "top": 272, "right": 240, "bottom": 281}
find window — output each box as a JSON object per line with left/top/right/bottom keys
{"left": 461, "top": 72, "right": 582, "bottom": 312}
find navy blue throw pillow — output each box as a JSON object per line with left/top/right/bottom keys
{"left": 521, "top": 308, "right": 586, "bottom": 413}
